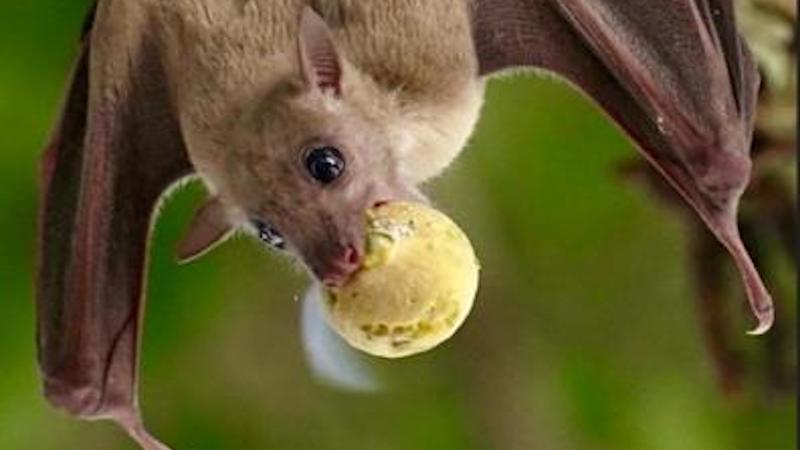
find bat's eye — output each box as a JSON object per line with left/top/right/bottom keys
{"left": 251, "top": 219, "right": 285, "bottom": 250}
{"left": 305, "top": 146, "right": 345, "bottom": 184}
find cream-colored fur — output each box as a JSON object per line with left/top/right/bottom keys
{"left": 99, "top": 0, "right": 484, "bottom": 187}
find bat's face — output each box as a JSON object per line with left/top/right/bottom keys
{"left": 219, "top": 78, "right": 422, "bottom": 286}
{"left": 194, "top": 9, "right": 430, "bottom": 285}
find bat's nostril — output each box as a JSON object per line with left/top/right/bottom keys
{"left": 344, "top": 244, "right": 361, "bottom": 267}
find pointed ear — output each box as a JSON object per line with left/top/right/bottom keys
{"left": 176, "top": 197, "right": 234, "bottom": 264}
{"left": 298, "top": 7, "right": 343, "bottom": 96}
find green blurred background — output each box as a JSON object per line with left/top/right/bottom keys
{"left": 0, "top": 2, "right": 795, "bottom": 449}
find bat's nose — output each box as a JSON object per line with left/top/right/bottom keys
{"left": 316, "top": 244, "right": 362, "bottom": 287}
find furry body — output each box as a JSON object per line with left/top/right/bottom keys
{"left": 96, "top": 0, "right": 484, "bottom": 188}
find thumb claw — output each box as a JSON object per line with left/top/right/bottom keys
{"left": 746, "top": 303, "right": 774, "bottom": 336}
{"left": 715, "top": 218, "right": 774, "bottom": 335}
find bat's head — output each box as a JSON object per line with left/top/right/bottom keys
{"left": 179, "top": 8, "right": 423, "bottom": 285}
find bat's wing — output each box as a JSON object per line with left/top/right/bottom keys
{"left": 472, "top": 0, "right": 771, "bottom": 333}
{"left": 36, "top": 4, "right": 192, "bottom": 449}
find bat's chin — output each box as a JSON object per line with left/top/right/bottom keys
{"left": 303, "top": 265, "right": 356, "bottom": 288}
{"left": 315, "top": 268, "right": 355, "bottom": 287}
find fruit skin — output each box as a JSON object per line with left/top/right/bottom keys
{"left": 323, "top": 202, "right": 480, "bottom": 358}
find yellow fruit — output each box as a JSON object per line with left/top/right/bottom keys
{"left": 322, "top": 202, "right": 480, "bottom": 358}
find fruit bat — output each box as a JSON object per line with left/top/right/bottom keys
{"left": 35, "top": 1, "right": 768, "bottom": 448}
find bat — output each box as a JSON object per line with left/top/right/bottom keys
{"left": 35, "top": 1, "right": 768, "bottom": 448}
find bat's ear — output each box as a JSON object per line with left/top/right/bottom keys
{"left": 297, "top": 7, "right": 343, "bottom": 96}
{"left": 176, "top": 197, "right": 234, "bottom": 264}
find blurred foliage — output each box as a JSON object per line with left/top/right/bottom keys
{"left": 0, "top": 1, "right": 795, "bottom": 450}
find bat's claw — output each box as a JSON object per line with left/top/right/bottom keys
{"left": 746, "top": 302, "right": 774, "bottom": 336}
{"left": 715, "top": 218, "right": 775, "bottom": 336}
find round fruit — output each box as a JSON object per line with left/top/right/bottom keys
{"left": 322, "top": 202, "right": 479, "bottom": 358}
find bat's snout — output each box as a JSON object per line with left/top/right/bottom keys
{"left": 313, "top": 243, "right": 363, "bottom": 287}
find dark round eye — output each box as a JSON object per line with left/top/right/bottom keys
{"left": 251, "top": 219, "right": 285, "bottom": 250}
{"left": 305, "top": 146, "right": 345, "bottom": 184}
